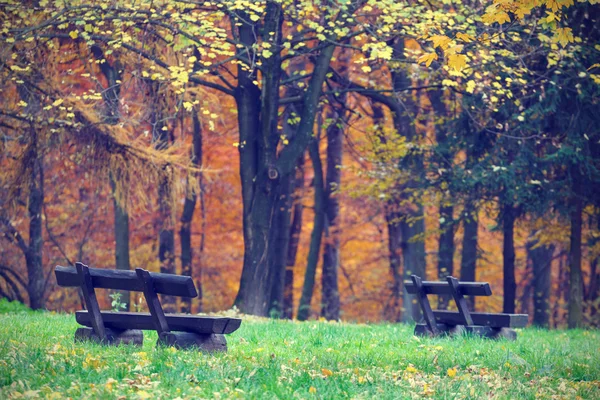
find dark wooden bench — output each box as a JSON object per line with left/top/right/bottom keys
{"left": 405, "top": 275, "right": 528, "bottom": 340}
{"left": 55, "top": 262, "right": 241, "bottom": 352}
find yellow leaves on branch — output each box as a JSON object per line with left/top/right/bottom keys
{"left": 418, "top": 53, "right": 437, "bottom": 67}
{"left": 553, "top": 27, "right": 574, "bottom": 47}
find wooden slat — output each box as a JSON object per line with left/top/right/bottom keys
{"left": 55, "top": 266, "right": 197, "bottom": 297}
{"left": 404, "top": 280, "right": 492, "bottom": 296}
{"left": 136, "top": 268, "right": 170, "bottom": 335}
{"left": 433, "top": 311, "right": 528, "bottom": 328}
{"left": 76, "top": 263, "right": 107, "bottom": 341}
{"left": 446, "top": 276, "right": 473, "bottom": 326}
{"left": 410, "top": 275, "right": 439, "bottom": 335}
{"left": 76, "top": 311, "right": 242, "bottom": 334}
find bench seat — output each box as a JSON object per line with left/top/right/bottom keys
{"left": 76, "top": 311, "right": 241, "bottom": 335}
{"left": 433, "top": 311, "right": 528, "bottom": 328}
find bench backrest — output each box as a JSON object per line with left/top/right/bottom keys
{"left": 55, "top": 265, "right": 197, "bottom": 298}
{"left": 404, "top": 280, "right": 491, "bottom": 297}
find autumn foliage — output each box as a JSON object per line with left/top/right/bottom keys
{"left": 0, "top": 0, "right": 599, "bottom": 327}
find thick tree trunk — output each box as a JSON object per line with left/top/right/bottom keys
{"left": 438, "top": 205, "right": 454, "bottom": 309}
{"left": 110, "top": 175, "right": 131, "bottom": 311}
{"left": 460, "top": 206, "right": 478, "bottom": 309}
{"left": 180, "top": 110, "right": 203, "bottom": 314}
{"left": 297, "top": 138, "right": 326, "bottom": 321}
{"left": 283, "top": 157, "right": 305, "bottom": 319}
{"left": 400, "top": 217, "right": 426, "bottom": 322}
{"left": 267, "top": 174, "right": 294, "bottom": 317}
{"left": 234, "top": 6, "right": 337, "bottom": 315}
{"left": 26, "top": 134, "right": 45, "bottom": 310}
{"left": 17, "top": 83, "right": 45, "bottom": 310}
{"left": 502, "top": 203, "right": 517, "bottom": 314}
{"left": 528, "top": 234, "right": 554, "bottom": 328}
{"left": 568, "top": 171, "right": 584, "bottom": 328}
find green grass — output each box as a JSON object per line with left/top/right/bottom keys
{"left": 0, "top": 305, "right": 599, "bottom": 399}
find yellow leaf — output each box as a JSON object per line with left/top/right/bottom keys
{"left": 69, "top": 31, "right": 78, "bottom": 40}
{"left": 430, "top": 35, "right": 451, "bottom": 50}
{"left": 456, "top": 32, "right": 474, "bottom": 43}
{"left": 309, "top": 386, "right": 317, "bottom": 394}
{"left": 553, "top": 27, "right": 574, "bottom": 47}
{"left": 52, "top": 99, "right": 64, "bottom": 107}
{"left": 183, "top": 102, "right": 193, "bottom": 112}
{"left": 250, "top": 14, "right": 260, "bottom": 22}
{"left": 447, "top": 367, "right": 457, "bottom": 377}
{"left": 447, "top": 54, "right": 467, "bottom": 72}
{"left": 361, "top": 65, "right": 372, "bottom": 73}
{"left": 418, "top": 52, "right": 438, "bottom": 67}
{"left": 321, "top": 368, "right": 333, "bottom": 377}
{"left": 466, "top": 80, "right": 476, "bottom": 93}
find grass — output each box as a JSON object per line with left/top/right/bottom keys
{"left": 0, "top": 303, "right": 599, "bottom": 399}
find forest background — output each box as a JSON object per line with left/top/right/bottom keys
{"left": 1, "top": 0, "right": 599, "bottom": 328}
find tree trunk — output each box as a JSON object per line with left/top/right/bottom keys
{"left": 297, "top": 137, "right": 326, "bottom": 321}
{"left": 461, "top": 205, "right": 478, "bottom": 309}
{"left": 528, "top": 234, "right": 554, "bottom": 328}
{"left": 568, "top": 170, "right": 584, "bottom": 328}
{"left": 26, "top": 132, "right": 45, "bottom": 310}
{"left": 321, "top": 48, "right": 348, "bottom": 320}
{"left": 267, "top": 174, "right": 294, "bottom": 317}
{"left": 17, "top": 83, "right": 45, "bottom": 310}
{"left": 428, "top": 88, "right": 454, "bottom": 310}
{"left": 371, "top": 103, "right": 402, "bottom": 321}
{"left": 148, "top": 80, "right": 176, "bottom": 312}
{"left": 388, "top": 37, "right": 425, "bottom": 323}
{"left": 585, "top": 216, "right": 599, "bottom": 322}
{"left": 438, "top": 205, "right": 454, "bottom": 309}
{"left": 180, "top": 110, "right": 203, "bottom": 314}
{"left": 110, "top": 175, "right": 131, "bottom": 311}
{"left": 234, "top": 6, "right": 337, "bottom": 315}
{"left": 93, "top": 48, "right": 131, "bottom": 310}
{"left": 283, "top": 157, "right": 305, "bottom": 319}
{"left": 502, "top": 203, "right": 517, "bottom": 314}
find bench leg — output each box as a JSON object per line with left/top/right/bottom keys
{"left": 75, "top": 327, "right": 143, "bottom": 346}
{"left": 158, "top": 332, "right": 227, "bottom": 352}
{"left": 414, "top": 323, "right": 451, "bottom": 337}
{"left": 462, "top": 326, "right": 517, "bottom": 340}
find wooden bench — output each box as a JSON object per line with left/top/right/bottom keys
{"left": 404, "top": 275, "right": 528, "bottom": 340}
{"left": 55, "top": 262, "right": 241, "bottom": 352}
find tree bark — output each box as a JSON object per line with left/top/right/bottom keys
{"left": 321, "top": 48, "right": 349, "bottom": 321}
{"left": 234, "top": 5, "right": 338, "bottom": 315}
{"left": 460, "top": 206, "right": 478, "bottom": 310}
{"left": 148, "top": 80, "right": 176, "bottom": 312}
{"left": 438, "top": 205, "right": 454, "bottom": 309}
{"left": 502, "top": 203, "right": 517, "bottom": 314}
{"left": 297, "top": 137, "right": 326, "bottom": 321}
{"left": 528, "top": 234, "right": 554, "bottom": 328}
{"left": 283, "top": 157, "right": 305, "bottom": 319}
{"left": 180, "top": 110, "right": 203, "bottom": 314}
{"left": 16, "top": 83, "right": 45, "bottom": 310}
{"left": 568, "top": 170, "right": 584, "bottom": 328}
{"left": 389, "top": 37, "right": 425, "bottom": 323}
{"left": 110, "top": 175, "right": 131, "bottom": 310}
{"left": 371, "top": 103, "right": 402, "bottom": 321}
{"left": 26, "top": 132, "right": 45, "bottom": 310}
{"left": 93, "top": 47, "right": 131, "bottom": 311}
